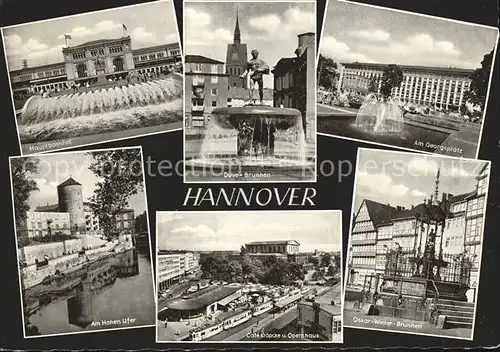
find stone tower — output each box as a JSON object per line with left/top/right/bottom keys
{"left": 225, "top": 8, "right": 248, "bottom": 88}
{"left": 57, "top": 177, "right": 85, "bottom": 234}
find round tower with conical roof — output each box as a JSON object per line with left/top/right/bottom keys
{"left": 57, "top": 176, "right": 85, "bottom": 234}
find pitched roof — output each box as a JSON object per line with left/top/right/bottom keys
{"left": 185, "top": 54, "right": 224, "bottom": 65}
{"left": 132, "top": 42, "right": 179, "bottom": 55}
{"left": 362, "top": 200, "right": 400, "bottom": 227}
{"left": 57, "top": 177, "right": 81, "bottom": 188}
{"left": 228, "top": 87, "right": 273, "bottom": 100}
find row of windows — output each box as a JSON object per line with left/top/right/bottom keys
{"left": 446, "top": 217, "right": 465, "bottom": 229}
{"left": 351, "top": 231, "right": 376, "bottom": 242}
{"left": 465, "top": 217, "right": 483, "bottom": 243}
{"left": 467, "top": 197, "right": 485, "bottom": 217}
{"left": 36, "top": 68, "right": 67, "bottom": 78}
{"left": 343, "top": 69, "right": 471, "bottom": 85}
{"left": 351, "top": 257, "right": 376, "bottom": 267}
{"left": 90, "top": 48, "right": 105, "bottom": 57}
{"left": 352, "top": 220, "right": 374, "bottom": 233}
{"left": 444, "top": 235, "right": 464, "bottom": 249}
{"left": 477, "top": 177, "right": 488, "bottom": 195}
{"left": 352, "top": 244, "right": 376, "bottom": 254}
{"left": 109, "top": 45, "right": 124, "bottom": 54}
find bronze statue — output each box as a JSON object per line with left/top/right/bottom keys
{"left": 239, "top": 49, "right": 269, "bottom": 104}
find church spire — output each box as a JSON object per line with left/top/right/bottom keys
{"left": 234, "top": 8, "right": 241, "bottom": 44}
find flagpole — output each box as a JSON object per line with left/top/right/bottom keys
{"left": 65, "top": 37, "right": 68, "bottom": 47}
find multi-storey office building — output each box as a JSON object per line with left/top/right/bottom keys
{"left": 157, "top": 250, "right": 199, "bottom": 291}
{"left": 337, "top": 62, "right": 474, "bottom": 110}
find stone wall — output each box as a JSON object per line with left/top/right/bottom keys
{"left": 19, "top": 239, "right": 84, "bottom": 265}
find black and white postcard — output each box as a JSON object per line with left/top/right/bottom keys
{"left": 156, "top": 210, "right": 342, "bottom": 343}
{"left": 9, "top": 146, "right": 155, "bottom": 338}
{"left": 317, "top": 0, "right": 499, "bottom": 158}
{"left": 1, "top": 0, "right": 183, "bottom": 155}
{"left": 183, "top": 1, "right": 317, "bottom": 183}
{"left": 344, "top": 148, "right": 490, "bottom": 340}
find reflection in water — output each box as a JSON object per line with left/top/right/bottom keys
{"left": 27, "top": 250, "right": 154, "bottom": 336}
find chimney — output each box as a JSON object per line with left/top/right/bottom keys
{"left": 411, "top": 205, "right": 414, "bottom": 209}
{"left": 297, "top": 32, "right": 314, "bottom": 52}
{"left": 441, "top": 193, "right": 448, "bottom": 202}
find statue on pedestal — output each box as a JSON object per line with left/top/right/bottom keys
{"left": 239, "top": 49, "right": 269, "bottom": 105}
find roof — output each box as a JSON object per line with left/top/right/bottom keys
{"left": 246, "top": 240, "right": 300, "bottom": 246}
{"left": 228, "top": 87, "right": 273, "bottom": 100}
{"left": 185, "top": 55, "right": 224, "bottom": 65}
{"left": 35, "top": 203, "right": 59, "bottom": 212}
{"left": 10, "top": 62, "right": 66, "bottom": 75}
{"left": 275, "top": 293, "right": 303, "bottom": 308}
{"left": 217, "top": 292, "right": 241, "bottom": 306}
{"left": 132, "top": 42, "right": 179, "bottom": 55}
{"left": 340, "top": 62, "right": 475, "bottom": 76}
{"left": 57, "top": 177, "right": 82, "bottom": 188}
{"left": 166, "top": 286, "right": 240, "bottom": 311}
{"left": 69, "top": 38, "right": 129, "bottom": 49}
{"left": 272, "top": 57, "right": 296, "bottom": 74}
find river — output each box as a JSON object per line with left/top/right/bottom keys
{"left": 26, "top": 249, "right": 155, "bottom": 336}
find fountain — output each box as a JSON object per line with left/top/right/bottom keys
{"left": 185, "top": 104, "right": 315, "bottom": 180}
{"left": 355, "top": 93, "right": 404, "bottom": 133}
{"left": 18, "top": 73, "right": 183, "bottom": 144}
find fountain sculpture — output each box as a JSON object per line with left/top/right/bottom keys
{"left": 185, "top": 49, "right": 314, "bottom": 180}
{"left": 355, "top": 93, "right": 404, "bottom": 133}
{"left": 18, "top": 73, "right": 183, "bottom": 143}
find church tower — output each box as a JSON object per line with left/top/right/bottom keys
{"left": 225, "top": 8, "right": 248, "bottom": 88}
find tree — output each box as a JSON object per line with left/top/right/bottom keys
{"left": 11, "top": 157, "right": 39, "bottom": 238}
{"left": 134, "top": 211, "right": 148, "bottom": 233}
{"left": 321, "top": 253, "right": 332, "bottom": 268}
{"left": 88, "top": 149, "right": 144, "bottom": 239}
{"left": 308, "top": 255, "right": 319, "bottom": 267}
{"left": 368, "top": 76, "right": 379, "bottom": 93}
{"left": 333, "top": 253, "right": 341, "bottom": 270}
{"left": 462, "top": 49, "right": 494, "bottom": 113}
{"left": 380, "top": 64, "right": 403, "bottom": 98}
{"left": 317, "top": 54, "right": 338, "bottom": 90}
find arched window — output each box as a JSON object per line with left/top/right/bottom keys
{"left": 113, "top": 57, "right": 124, "bottom": 72}
{"left": 76, "top": 64, "right": 87, "bottom": 78}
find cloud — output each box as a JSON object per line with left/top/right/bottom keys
{"left": 185, "top": 7, "right": 233, "bottom": 49}
{"left": 408, "top": 157, "right": 439, "bottom": 175}
{"left": 410, "top": 189, "right": 427, "bottom": 198}
{"left": 248, "top": 7, "right": 315, "bottom": 40}
{"left": 358, "top": 171, "right": 409, "bottom": 197}
{"left": 349, "top": 29, "right": 390, "bottom": 42}
{"left": 57, "top": 20, "right": 122, "bottom": 39}
{"left": 321, "top": 36, "right": 373, "bottom": 63}
{"left": 449, "top": 166, "right": 470, "bottom": 177}
{"left": 130, "top": 26, "right": 156, "bottom": 44}
{"left": 3, "top": 35, "right": 66, "bottom": 69}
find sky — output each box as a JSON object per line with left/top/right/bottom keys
{"left": 2, "top": 0, "right": 180, "bottom": 70}
{"left": 185, "top": 1, "right": 316, "bottom": 89}
{"left": 353, "top": 149, "right": 489, "bottom": 212}
{"left": 157, "top": 211, "right": 341, "bottom": 253}
{"left": 19, "top": 148, "right": 147, "bottom": 214}
{"left": 321, "top": 0, "right": 499, "bottom": 69}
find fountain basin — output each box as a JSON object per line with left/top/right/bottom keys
{"left": 17, "top": 75, "right": 183, "bottom": 144}
{"left": 211, "top": 106, "right": 302, "bottom": 130}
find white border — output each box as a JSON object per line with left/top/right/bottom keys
{"left": 154, "top": 209, "right": 343, "bottom": 343}
{"left": 0, "top": 0, "right": 184, "bottom": 156}
{"left": 182, "top": 0, "right": 318, "bottom": 184}
{"left": 342, "top": 146, "right": 492, "bottom": 341}
{"left": 317, "top": 0, "right": 500, "bottom": 160}
{"left": 8, "top": 145, "right": 156, "bottom": 339}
